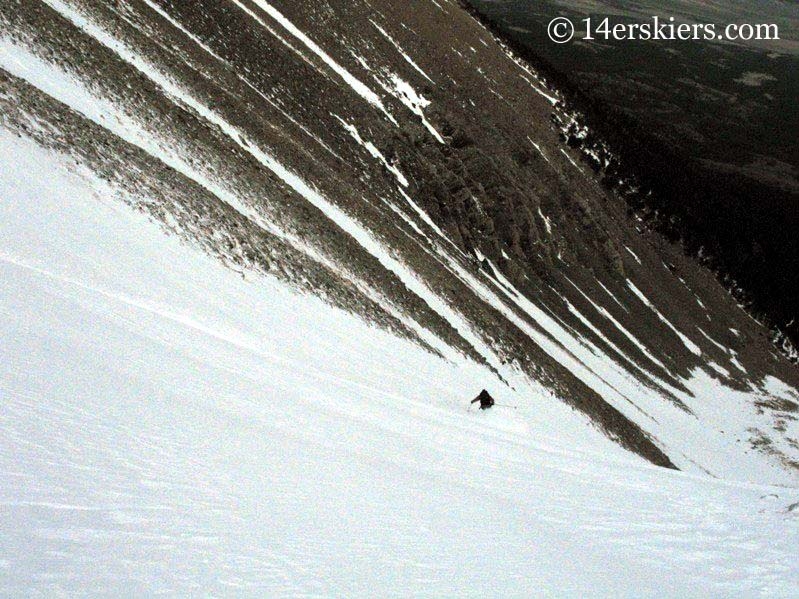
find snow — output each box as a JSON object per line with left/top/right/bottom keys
{"left": 239, "top": 78, "right": 344, "bottom": 161}
{"left": 708, "top": 361, "right": 732, "bottom": 378}
{"left": 138, "top": 0, "right": 229, "bottom": 66}
{"left": 0, "top": 37, "right": 274, "bottom": 236}
{"left": 378, "top": 196, "right": 426, "bottom": 238}
{"left": 3, "top": 85, "right": 799, "bottom": 599}
{"left": 473, "top": 261, "right": 684, "bottom": 417}
{"left": 7, "top": 3, "right": 480, "bottom": 373}
{"left": 4, "top": 0, "right": 799, "bottom": 591}
{"left": 624, "top": 246, "right": 642, "bottom": 265}
{"left": 528, "top": 136, "right": 551, "bottom": 165}
{"left": 597, "top": 280, "right": 629, "bottom": 312}
{"left": 343, "top": 51, "right": 443, "bottom": 144}
{"left": 382, "top": 73, "right": 445, "bottom": 143}
{"left": 369, "top": 19, "right": 435, "bottom": 84}
{"left": 562, "top": 297, "right": 678, "bottom": 393}
{"left": 147, "top": 3, "right": 339, "bottom": 163}
{"left": 468, "top": 266, "right": 799, "bottom": 486}
{"left": 1, "top": 27, "right": 455, "bottom": 369}
{"left": 3, "top": 6, "right": 508, "bottom": 405}
{"left": 730, "top": 353, "right": 748, "bottom": 374}
{"left": 396, "top": 187, "right": 447, "bottom": 241}
{"left": 463, "top": 11, "right": 558, "bottom": 106}
{"left": 560, "top": 148, "right": 587, "bottom": 176}
{"left": 240, "top": 0, "right": 398, "bottom": 124}
{"left": 334, "top": 116, "right": 409, "bottom": 187}
{"left": 763, "top": 376, "right": 799, "bottom": 401}
{"left": 567, "top": 278, "right": 669, "bottom": 373}
{"left": 697, "top": 327, "right": 731, "bottom": 354}
{"left": 627, "top": 281, "right": 703, "bottom": 357}
{"left": 537, "top": 207, "right": 553, "bottom": 235}
{"left": 216, "top": 0, "right": 323, "bottom": 74}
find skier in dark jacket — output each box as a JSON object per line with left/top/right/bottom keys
{"left": 471, "top": 389, "right": 495, "bottom": 410}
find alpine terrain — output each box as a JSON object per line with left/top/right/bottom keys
{"left": 1, "top": 0, "right": 798, "bottom": 595}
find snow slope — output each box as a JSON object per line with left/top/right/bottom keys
{"left": 4, "top": 0, "right": 799, "bottom": 479}
{"left": 2, "top": 111, "right": 799, "bottom": 596}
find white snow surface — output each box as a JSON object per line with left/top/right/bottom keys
{"left": 2, "top": 132, "right": 799, "bottom": 596}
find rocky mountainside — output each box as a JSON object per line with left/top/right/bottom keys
{"left": 466, "top": 0, "right": 799, "bottom": 364}
{"left": 2, "top": 0, "right": 798, "bottom": 478}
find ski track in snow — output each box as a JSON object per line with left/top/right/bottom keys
{"left": 2, "top": 128, "right": 799, "bottom": 597}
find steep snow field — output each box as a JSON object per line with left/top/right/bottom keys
{"left": 5, "top": 0, "right": 799, "bottom": 479}
{"left": 2, "top": 125, "right": 799, "bottom": 595}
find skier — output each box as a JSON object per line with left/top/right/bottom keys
{"left": 471, "top": 389, "right": 495, "bottom": 410}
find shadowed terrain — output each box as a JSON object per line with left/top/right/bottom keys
{"left": 467, "top": 0, "right": 799, "bottom": 356}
